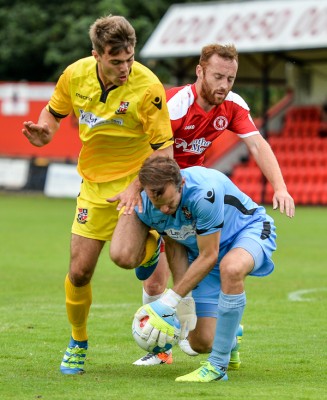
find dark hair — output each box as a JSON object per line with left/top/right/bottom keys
{"left": 89, "top": 15, "right": 136, "bottom": 55}
{"left": 139, "top": 157, "right": 183, "bottom": 199}
{"left": 199, "top": 44, "right": 238, "bottom": 68}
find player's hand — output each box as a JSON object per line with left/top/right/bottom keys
{"left": 176, "top": 295, "right": 197, "bottom": 340}
{"left": 272, "top": 189, "right": 295, "bottom": 218}
{"left": 22, "top": 121, "right": 52, "bottom": 147}
{"left": 134, "top": 298, "right": 180, "bottom": 348}
{"left": 107, "top": 178, "right": 143, "bottom": 214}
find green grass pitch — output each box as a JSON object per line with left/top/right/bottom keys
{"left": 1, "top": 193, "right": 326, "bottom": 399}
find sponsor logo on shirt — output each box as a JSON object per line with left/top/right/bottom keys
{"left": 152, "top": 96, "right": 162, "bottom": 110}
{"left": 79, "top": 110, "right": 123, "bottom": 128}
{"left": 165, "top": 222, "right": 196, "bottom": 241}
{"left": 213, "top": 116, "right": 228, "bottom": 130}
{"left": 175, "top": 137, "right": 211, "bottom": 154}
{"left": 184, "top": 125, "right": 195, "bottom": 130}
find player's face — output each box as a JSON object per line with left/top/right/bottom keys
{"left": 198, "top": 54, "right": 238, "bottom": 106}
{"left": 93, "top": 46, "right": 135, "bottom": 87}
{"left": 146, "top": 183, "right": 183, "bottom": 215}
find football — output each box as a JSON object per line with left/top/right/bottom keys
{"left": 132, "top": 315, "right": 178, "bottom": 353}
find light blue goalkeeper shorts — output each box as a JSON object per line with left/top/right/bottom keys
{"left": 192, "top": 221, "right": 276, "bottom": 318}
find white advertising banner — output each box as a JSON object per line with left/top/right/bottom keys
{"left": 44, "top": 163, "right": 81, "bottom": 198}
{"left": 0, "top": 158, "right": 30, "bottom": 189}
{"left": 141, "top": 0, "right": 327, "bottom": 58}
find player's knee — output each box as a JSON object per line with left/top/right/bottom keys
{"left": 143, "top": 277, "right": 167, "bottom": 296}
{"left": 220, "top": 263, "right": 245, "bottom": 285}
{"left": 189, "top": 336, "right": 212, "bottom": 354}
{"left": 188, "top": 329, "right": 213, "bottom": 354}
{"left": 110, "top": 246, "right": 139, "bottom": 269}
{"left": 69, "top": 268, "right": 92, "bottom": 286}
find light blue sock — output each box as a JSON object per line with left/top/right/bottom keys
{"left": 208, "top": 291, "right": 246, "bottom": 369}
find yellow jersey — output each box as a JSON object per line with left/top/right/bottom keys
{"left": 47, "top": 56, "right": 173, "bottom": 182}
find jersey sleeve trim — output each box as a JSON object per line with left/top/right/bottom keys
{"left": 224, "top": 195, "right": 257, "bottom": 215}
{"left": 196, "top": 222, "right": 224, "bottom": 235}
{"left": 47, "top": 104, "right": 69, "bottom": 119}
{"left": 150, "top": 138, "right": 174, "bottom": 151}
{"left": 237, "top": 131, "right": 260, "bottom": 138}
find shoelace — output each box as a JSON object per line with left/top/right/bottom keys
{"left": 140, "top": 353, "right": 157, "bottom": 361}
{"left": 199, "top": 362, "right": 226, "bottom": 378}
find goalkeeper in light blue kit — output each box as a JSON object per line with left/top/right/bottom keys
{"left": 113, "top": 156, "right": 277, "bottom": 382}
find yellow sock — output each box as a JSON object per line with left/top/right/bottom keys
{"left": 65, "top": 274, "right": 92, "bottom": 342}
{"left": 141, "top": 230, "right": 160, "bottom": 264}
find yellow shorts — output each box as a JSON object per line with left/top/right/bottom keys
{"left": 71, "top": 173, "right": 138, "bottom": 241}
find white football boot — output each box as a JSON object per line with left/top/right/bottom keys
{"left": 133, "top": 349, "right": 173, "bottom": 366}
{"left": 178, "top": 338, "right": 199, "bottom": 356}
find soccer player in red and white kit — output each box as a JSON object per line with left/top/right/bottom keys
{"left": 133, "top": 43, "right": 295, "bottom": 366}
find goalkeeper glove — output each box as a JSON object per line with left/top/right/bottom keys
{"left": 176, "top": 293, "right": 197, "bottom": 340}
{"left": 134, "top": 289, "right": 181, "bottom": 349}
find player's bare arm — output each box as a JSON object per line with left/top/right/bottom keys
{"left": 22, "top": 107, "right": 60, "bottom": 147}
{"left": 243, "top": 134, "right": 295, "bottom": 218}
{"left": 172, "top": 232, "right": 220, "bottom": 298}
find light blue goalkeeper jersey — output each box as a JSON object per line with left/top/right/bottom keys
{"left": 136, "top": 166, "right": 276, "bottom": 265}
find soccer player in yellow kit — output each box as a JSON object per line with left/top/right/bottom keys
{"left": 22, "top": 15, "right": 173, "bottom": 375}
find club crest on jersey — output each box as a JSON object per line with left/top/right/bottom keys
{"left": 182, "top": 206, "right": 192, "bottom": 219}
{"left": 77, "top": 208, "right": 88, "bottom": 224}
{"left": 115, "top": 101, "right": 130, "bottom": 114}
{"left": 213, "top": 116, "right": 228, "bottom": 130}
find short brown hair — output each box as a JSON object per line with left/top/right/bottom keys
{"left": 139, "top": 157, "right": 183, "bottom": 199}
{"left": 89, "top": 15, "right": 136, "bottom": 55}
{"left": 199, "top": 44, "right": 238, "bottom": 68}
